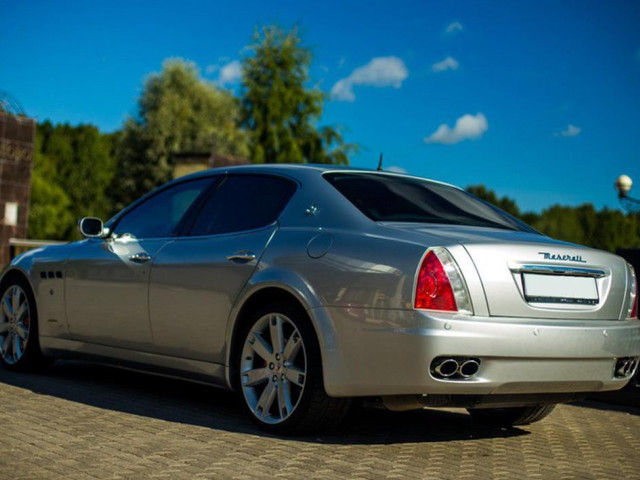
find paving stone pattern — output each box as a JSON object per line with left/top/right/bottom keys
{"left": 1, "top": 361, "right": 639, "bottom": 479}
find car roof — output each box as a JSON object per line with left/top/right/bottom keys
{"left": 178, "top": 163, "right": 458, "bottom": 190}
{"left": 181, "top": 163, "right": 366, "bottom": 178}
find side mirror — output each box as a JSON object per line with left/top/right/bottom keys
{"left": 79, "top": 217, "right": 106, "bottom": 238}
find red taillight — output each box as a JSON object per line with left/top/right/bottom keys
{"left": 415, "top": 250, "right": 457, "bottom": 311}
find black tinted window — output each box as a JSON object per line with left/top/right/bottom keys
{"left": 114, "top": 178, "right": 212, "bottom": 238}
{"left": 189, "top": 175, "right": 296, "bottom": 236}
{"left": 324, "top": 172, "right": 534, "bottom": 232}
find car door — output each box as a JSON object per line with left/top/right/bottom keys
{"left": 65, "top": 177, "right": 215, "bottom": 350}
{"left": 148, "top": 174, "right": 297, "bottom": 362}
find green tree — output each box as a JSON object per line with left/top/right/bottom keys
{"left": 466, "top": 184, "right": 521, "bottom": 217}
{"left": 29, "top": 121, "right": 116, "bottom": 240}
{"left": 466, "top": 184, "right": 640, "bottom": 252}
{"left": 528, "top": 204, "right": 587, "bottom": 245}
{"left": 111, "top": 59, "right": 249, "bottom": 210}
{"left": 240, "top": 25, "right": 355, "bottom": 164}
{"left": 593, "top": 208, "right": 639, "bottom": 251}
{"left": 29, "top": 128, "right": 74, "bottom": 240}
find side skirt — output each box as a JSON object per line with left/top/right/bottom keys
{"left": 40, "top": 336, "right": 229, "bottom": 389}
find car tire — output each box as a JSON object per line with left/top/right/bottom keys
{"left": 236, "top": 302, "right": 350, "bottom": 435}
{"left": 467, "top": 404, "right": 556, "bottom": 426}
{"left": 0, "top": 275, "right": 47, "bottom": 372}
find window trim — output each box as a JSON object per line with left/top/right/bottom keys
{"left": 108, "top": 175, "right": 220, "bottom": 240}
{"left": 183, "top": 173, "right": 299, "bottom": 238}
{"left": 322, "top": 171, "right": 537, "bottom": 233}
{"left": 173, "top": 175, "right": 224, "bottom": 236}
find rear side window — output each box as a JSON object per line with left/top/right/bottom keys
{"left": 324, "top": 172, "right": 534, "bottom": 232}
{"left": 189, "top": 175, "right": 296, "bottom": 236}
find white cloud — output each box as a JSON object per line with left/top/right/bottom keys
{"left": 331, "top": 56, "right": 408, "bottom": 102}
{"left": 386, "top": 166, "right": 407, "bottom": 174}
{"left": 445, "top": 21, "right": 463, "bottom": 34}
{"left": 331, "top": 79, "right": 356, "bottom": 101}
{"left": 432, "top": 56, "right": 459, "bottom": 72}
{"left": 218, "top": 60, "right": 242, "bottom": 86}
{"left": 556, "top": 124, "right": 581, "bottom": 137}
{"left": 348, "top": 57, "right": 407, "bottom": 87}
{"left": 424, "top": 113, "right": 489, "bottom": 145}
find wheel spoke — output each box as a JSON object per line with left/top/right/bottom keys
{"left": 283, "top": 332, "right": 301, "bottom": 362}
{"left": 250, "top": 332, "right": 273, "bottom": 361}
{"left": 277, "top": 381, "right": 292, "bottom": 418}
{"left": 13, "top": 334, "right": 22, "bottom": 360}
{"left": 256, "top": 380, "right": 277, "bottom": 417}
{"left": 270, "top": 315, "right": 285, "bottom": 354}
{"left": 0, "top": 323, "right": 9, "bottom": 334}
{"left": 242, "top": 368, "right": 270, "bottom": 387}
{"left": 15, "top": 323, "right": 28, "bottom": 340}
{"left": 2, "top": 332, "right": 12, "bottom": 358}
{"left": 1, "top": 296, "right": 11, "bottom": 318}
{"left": 285, "top": 366, "right": 305, "bottom": 387}
{"left": 11, "top": 287, "right": 20, "bottom": 316}
{"left": 15, "top": 302, "right": 27, "bottom": 322}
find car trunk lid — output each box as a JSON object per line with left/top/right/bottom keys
{"left": 381, "top": 223, "right": 629, "bottom": 320}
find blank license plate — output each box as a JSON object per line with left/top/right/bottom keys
{"left": 522, "top": 273, "right": 599, "bottom": 305}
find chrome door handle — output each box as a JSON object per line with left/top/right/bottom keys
{"left": 128, "top": 252, "right": 151, "bottom": 264}
{"left": 226, "top": 251, "right": 256, "bottom": 263}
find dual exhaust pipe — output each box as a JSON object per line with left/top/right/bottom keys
{"left": 615, "top": 357, "right": 638, "bottom": 379}
{"left": 432, "top": 357, "right": 480, "bottom": 380}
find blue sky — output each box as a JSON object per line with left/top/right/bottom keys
{"left": 1, "top": 0, "right": 639, "bottom": 212}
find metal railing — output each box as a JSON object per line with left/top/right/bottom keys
{"left": 8, "top": 238, "right": 67, "bottom": 260}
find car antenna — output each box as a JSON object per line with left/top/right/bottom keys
{"left": 377, "top": 153, "right": 383, "bottom": 171}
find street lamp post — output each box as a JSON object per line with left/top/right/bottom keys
{"left": 615, "top": 175, "right": 640, "bottom": 214}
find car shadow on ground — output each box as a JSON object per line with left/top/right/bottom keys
{"left": 0, "top": 360, "right": 532, "bottom": 445}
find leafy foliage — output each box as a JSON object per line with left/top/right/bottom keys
{"left": 29, "top": 121, "right": 116, "bottom": 240}
{"left": 467, "top": 185, "right": 640, "bottom": 252}
{"left": 466, "top": 185, "right": 521, "bottom": 218}
{"left": 110, "top": 59, "right": 248, "bottom": 210}
{"left": 240, "top": 26, "right": 355, "bottom": 164}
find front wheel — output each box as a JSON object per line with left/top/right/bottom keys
{"left": 467, "top": 404, "right": 557, "bottom": 426}
{"left": 0, "top": 276, "right": 46, "bottom": 371}
{"left": 236, "top": 303, "right": 350, "bottom": 434}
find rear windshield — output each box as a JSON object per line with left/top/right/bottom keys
{"left": 324, "top": 172, "right": 535, "bottom": 232}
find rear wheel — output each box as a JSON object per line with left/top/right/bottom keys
{"left": 467, "top": 404, "right": 556, "bottom": 426}
{"left": 236, "top": 302, "right": 350, "bottom": 434}
{"left": 0, "top": 276, "right": 46, "bottom": 371}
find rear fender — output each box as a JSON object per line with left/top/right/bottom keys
{"left": 224, "top": 267, "right": 335, "bottom": 389}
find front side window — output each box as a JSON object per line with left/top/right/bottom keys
{"left": 189, "top": 175, "right": 296, "bottom": 236}
{"left": 324, "top": 172, "right": 536, "bottom": 232}
{"left": 113, "top": 178, "right": 213, "bottom": 239}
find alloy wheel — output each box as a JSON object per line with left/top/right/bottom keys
{"left": 240, "top": 313, "right": 307, "bottom": 424}
{"left": 0, "top": 285, "right": 30, "bottom": 365}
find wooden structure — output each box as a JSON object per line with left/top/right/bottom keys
{"left": 0, "top": 112, "right": 35, "bottom": 266}
{"left": 172, "top": 152, "right": 249, "bottom": 179}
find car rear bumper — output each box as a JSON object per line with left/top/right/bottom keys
{"left": 314, "top": 306, "right": 640, "bottom": 398}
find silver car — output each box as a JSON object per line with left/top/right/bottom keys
{"left": 1, "top": 165, "right": 639, "bottom": 434}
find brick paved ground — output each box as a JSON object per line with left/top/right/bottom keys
{"left": 1, "top": 361, "right": 640, "bottom": 479}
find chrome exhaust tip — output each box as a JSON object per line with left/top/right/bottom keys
{"left": 615, "top": 357, "right": 638, "bottom": 378}
{"left": 459, "top": 359, "right": 480, "bottom": 378}
{"left": 434, "top": 359, "right": 459, "bottom": 378}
